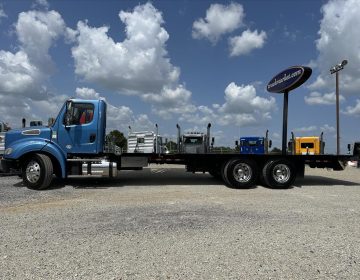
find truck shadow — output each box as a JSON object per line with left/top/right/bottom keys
{"left": 11, "top": 170, "right": 359, "bottom": 190}
{"left": 294, "top": 175, "right": 359, "bottom": 188}
{"left": 51, "top": 170, "right": 225, "bottom": 190}
{"left": 54, "top": 173, "right": 360, "bottom": 190}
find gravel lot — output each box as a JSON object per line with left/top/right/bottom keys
{"left": 1, "top": 165, "right": 360, "bottom": 279}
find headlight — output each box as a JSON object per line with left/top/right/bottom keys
{"left": 4, "top": 148, "right": 13, "bottom": 155}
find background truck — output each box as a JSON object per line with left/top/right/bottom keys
{"left": 127, "top": 125, "right": 166, "bottom": 154}
{"left": 29, "top": 120, "right": 43, "bottom": 127}
{"left": 176, "top": 123, "right": 213, "bottom": 154}
{"left": 0, "top": 98, "right": 357, "bottom": 190}
{"left": 348, "top": 142, "right": 360, "bottom": 168}
{"left": 288, "top": 132, "right": 325, "bottom": 155}
{"left": 238, "top": 130, "right": 272, "bottom": 154}
{"left": 0, "top": 122, "right": 11, "bottom": 156}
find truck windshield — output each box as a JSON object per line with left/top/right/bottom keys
{"left": 184, "top": 137, "right": 203, "bottom": 144}
{"left": 301, "top": 143, "right": 314, "bottom": 149}
{"left": 241, "top": 140, "right": 263, "bottom": 147}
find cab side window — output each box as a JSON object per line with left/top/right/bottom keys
{"left": 64, "top": 103, "right": 94, "bottom": 125}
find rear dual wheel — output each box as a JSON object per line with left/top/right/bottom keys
{"left": 262, "top": 159, "right": 296, "bottom": 189}
{"left": 222, "top": 159, "right": 258, "bottom": 188}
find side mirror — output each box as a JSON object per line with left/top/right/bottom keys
{"left": 211, "top": 137, "right": 215, "bottom": 146}
{"left": 235, "top": 140, "right": 239, "bottom": 147}
{"left": 269, "top": 140, "right": 272, "bottom": 148}
{"left": 347, "top": 144, "right": 351, "bottom": 153}
{"left": 48, "top": 117, "right": 55, "bottom": 127}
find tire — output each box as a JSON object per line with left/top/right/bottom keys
{"left": 262, "top": 159, "right": 296, "bottom": 188}
{"left": 22, "top": 154, "right": 53, "bottom": 190}
{"left": 221, "top": 161, "right": 231, "bottom": 186}
{"left": 223, "top": 159, "right": 258, "bottom": 188}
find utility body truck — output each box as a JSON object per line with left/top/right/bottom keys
{"left": 0, "top": 66, "right": 358, "bottom": 189}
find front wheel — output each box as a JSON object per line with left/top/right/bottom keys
{"left": 262, "top": 159, "right": 296, "bottom": 188}
{"left": 22, "top": 154, "right": 53, "bottom": 190}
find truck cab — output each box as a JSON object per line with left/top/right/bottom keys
{"left": 1, "top": 99, "right": 108, "bottom": 188}
{"left": 176, "top": 123, "right": 213, "bottom": 154}
{"left": 238, "top": 131, "right": 272, "bottom": 154}
{"left": 239, "top": 137, "right": 266, "bottom": 154}
{"left": 288, "top": 132, "right": 325, "bottom": 155}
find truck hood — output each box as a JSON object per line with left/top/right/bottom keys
{"left": 5, "top": 127, "right": 52, "bottom": 149}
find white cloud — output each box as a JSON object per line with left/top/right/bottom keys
{"left": 310, "top": 0, "right": 360, "bottom": 94}
{"left": 192, "top": 3, "right": 244, "bottom": 44}
{"left": 0, "top": 6, "right": 7, "bottom": 22}
{"left": 272, "top": 132, "right": 281, "bottom": 139}
{"left": 142, "top": 85, "right": 196, "bottom": 119}
{"left": 343, "top": 99, "right": 360, "bottom": 117}
{"left": 229, "top": 29, "right": 266, "bottom": 56}
{"left": 32, "top": 0, "right": 50, "bottom": 10}
{"left": 0, "top": 50, "right": 42, "bottom": 97}
{"left": 72, "top": 3, "right": 179, "bottom": 95}
{"left": 16, "top": 10, "right": 66, "bottom": 72}
{"left": 75, "top": 87, "right": 100, "bottom": 99}
{"left": 320, "top": 124, "right": 335, "bottom": 133}
{"left": 220, "top": 82, "right": 275, "bottom": 114}
{"left": 0, "top": 93, "right": 68, "bottom": 128}
{"left": 71, "top": 3, "right": 199, "bottom": 120}
{"left": 182, "top": 82, "right": 276, "bottom": 127}
{"left": 293, "top": 126, "right": 317, "bottom": 133}
{"left": 0, "top": 8, "right": 69, "bottom": 126}
{"left": 0, "top": 9, "right": 67, "bottom": 102}
{"left": 304, "top": 91, "right": 345, "bottom": 105}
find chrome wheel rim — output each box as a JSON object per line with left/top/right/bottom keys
{"left": 26, "top": 160, "right": 41, "bottom": 183}
{"left": 272, "top": 164, "right": 290, "bottom": 183}
{"left": 233, "top": 163, "right": 252, "bottom": 183}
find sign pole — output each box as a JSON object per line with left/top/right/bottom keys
{"left": 282, "top": 90, "right": 289, "bottom": 155}
{"left": 335, "top": 71, "right": 340, "bottom": 155}
{"left": 267, "top": 66, "right": 312, "bottom": 155}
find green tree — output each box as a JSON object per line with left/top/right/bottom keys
{"left": 107, "top": 130, "right": 127, "bottom": 150}
{"left": 166, "top": 140, "right": 178, "bottom": 153}
{"left": 270, "top": 147, "right": 281, "bottom": 154}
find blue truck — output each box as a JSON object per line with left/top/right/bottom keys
{"left": 238, "top": 131, "right": 272, "bottom": 155}
{"left": 239, "top": 137, "right": 267, "bottom": 154}
{"left": 0, "top": 98, "right": 357, "bottom": 190}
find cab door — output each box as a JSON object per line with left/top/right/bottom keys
{"left": 56, "top": 101, "right": 99, "bottom": 154}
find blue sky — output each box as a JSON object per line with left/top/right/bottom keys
{"left": 0, "top": 0, "right": 359, "bottom": 153}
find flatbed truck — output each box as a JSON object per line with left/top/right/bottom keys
{"left": 0, "top": 98, "right": 357, "bottom": 190}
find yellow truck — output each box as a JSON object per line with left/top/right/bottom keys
{"left": 288, "top": 132, "right": 325, "bottom": 155}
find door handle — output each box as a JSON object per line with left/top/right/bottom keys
{"left": 90, "top": 134, "right": 96, "bottom": 143}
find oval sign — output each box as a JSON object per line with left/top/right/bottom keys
{"left": 267, "top": 66, "right": 312, "bottom": 93}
